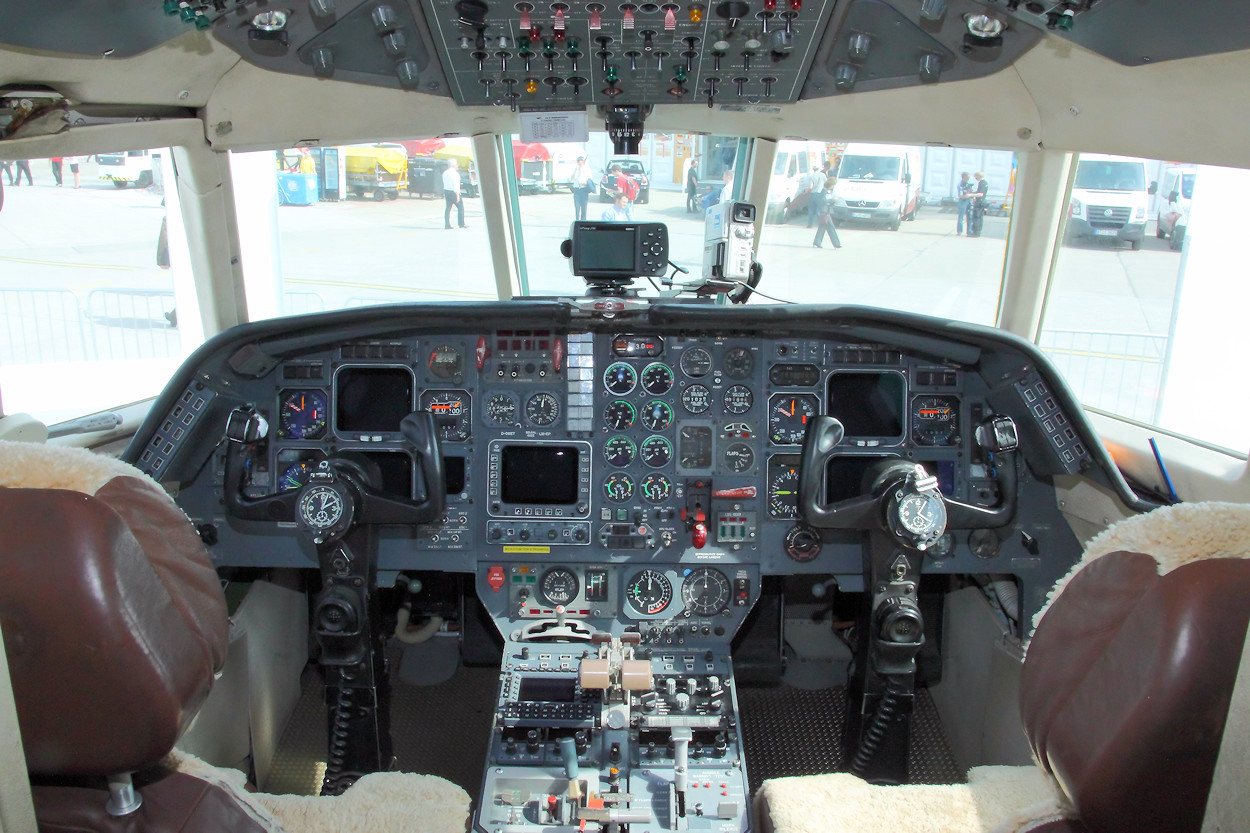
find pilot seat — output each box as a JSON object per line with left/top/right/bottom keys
{"left": 0, "top": 440, "right": 470, "bottom": 832}
{"left": 755, "top": 501, "right": 1250, "bottom": 833}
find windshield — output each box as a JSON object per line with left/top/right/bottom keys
{"left": 838, "top": 155, "right": 900, "bottom": 181}
{"left": 1074, "top": 160, "right": 1146, "bottom": 191}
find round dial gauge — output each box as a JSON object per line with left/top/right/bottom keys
{"left": 540, "top": 567, "right": 580, "bottom": 607}
{"left": 681, "top": 568, "right": 731, "bottom": 616}
{"left": 640, "top": 400, "right": 674, "bottom": 431}
{"left": 604, "top": 472, "right": 635, "bottom": 502}
{"left": 640, "top": 435, "right": 673, "bottom": 468}
{"left": 526, "top": 392, "right": 561, "bottom": 426}
{"left": 898, "top": 493, "right": 945, "bottom": 536}
{"left": 641, "top": 363, "right": 675, "bottom": 395}
{"left": 723, "top": 442, "right": 755, "bottom": 473}
{"left": 626, "top": 569, "right": 673, "bottom": 615}
{"left": 767, "top": 457, "right": 801, "bottom": 519}
{"left": 723, "top": 385, "right": 754, "bottom": 415}
{"left": 603, "top": 362, "right": 638, "bottom": 395}
{"left": 680, "top": 347, "right": 713, "bottom": 378}
{"left": 681, "top": 384, "right": 712, "bottom": 414}
{"left": 911, "top": 395, "right": 960, "bottom": 446}
{"left": 641, "top": 473, "right": 673, "bottom": 503}
{"left": 604, "top": 435, "right": 637, "bottom": 467}
{"left": 603, "top": 400, "right": 637, "bottom": 430}
{"left": 279, "top": 390, "right": 328, "bottom": 440}
{"left": 298, "top": 484, "right": 346, "bottom": 531}
{"left": 422, "top": 390, "right": 471, "bottom": 441}
{"left": 428, "top": 344, "right": 463, "bottom": 380}
{"left": 768, "top": 393, "right": 820, "bottom": 445}
{"left": 723, "top": 347, "right": 754, "bottom": 380}
{"left": 484, "top": 393, "right": 518, "bottom": 426}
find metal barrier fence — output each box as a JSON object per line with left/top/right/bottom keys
{"left": 1037, "top": 328, "right": 1168, "bottom": 424}
{"left": 1, "top": 287, "right": 180, "bottom": 365}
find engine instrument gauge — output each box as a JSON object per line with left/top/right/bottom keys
{"left": 604, "top": 472, "right": 635, "bottom": 502}
{"left": 678, "top": 425, "right": 713, "bottom": 469}
{"left": 421, "top": 390, "right": 472, "bottom": 441}
{"left": 680, "top": 347, "right": 712, "bottom": 378}
{"left": 640, "top": 400, "right": 674, "bottom": 431}
{"left": 723, "top": 385, "right": 754, "bottom": 415}
{"left": 681, "top": 384, "right": 712, "bottom": 414}
{"left": 722, "top": 442, "right": 755, "bottom": 473}
{"left": 681, "top": 567, "right": 731, "bottom": 616}
{"left": 427, "top": 344, "right": 464, "bottom": 380}
{"left": 640, "top": 473, "right": 673, "bottom": 503}
{"left": 484, "top": 392, "right": 518, "bottom": 426}
{"left": 525, "top": 392, "right": 561, "bottom": 426}
{"left": 911, "top": 395, "right": 960, "bottom": 446}
{"left": 278, "top": 461, "right": 315, "bottom": 492}
{"left": 603, "top": 362, "right": 638, "bottom": 395}
{"left": 626, "top": 569, "right": 673, "bottom": 615}
{"left": 604, "top": 435, "right": 637, "bottom": 467}
{"left": 641, "top": 362, "right": 675, "bottom": 395}
{"left": 640, "top": 435, "right": 673, "bottom": 467}
{"left": 767, "top": 455, "right": 802, "bottom": 519}
{"left": 279, "top": 390, "right": 328, "bottom": 440}
{"left": 768, "top": 393, "right": 820, "bottom": 445}
{"left": 723, "top": 347, "right": 754, "bottom": 380}
{"left": 539, "top": 567, "right": 580, "bottom": 607}
{"left": 603, "top": 400, "right": 637, "bottom": 430}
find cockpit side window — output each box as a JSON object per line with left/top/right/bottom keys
{"left": 0, "top": 148, "right": 201, "bottom": 427}
{"left": 1041, "top": 152, "right": 1248, "bottom": 455}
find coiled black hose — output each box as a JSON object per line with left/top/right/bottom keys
{"left": 849, "top": 682, "right": 904, "bottom": 777}
{"left": 321, "top": 687, "right": 357, "bottom": 796}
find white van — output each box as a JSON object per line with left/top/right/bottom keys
{"left": 830, "top": 143, "right": 921, "bottom": 230}
{"left": 765, "top": 140, "right": 828, "bottom": 223}
{"left": 1154, "top": 164, "right": 1196, "bottom": 251}
{"left": 1066, "top": 153, "right": 1150, "bottom": 249}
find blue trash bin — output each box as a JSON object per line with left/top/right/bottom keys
{"left": 277, "top": 172, "right": 318, "bottom": 206}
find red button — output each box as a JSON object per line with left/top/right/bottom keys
{"left": 487, "top": 566, "right": 506, "bottom": 592}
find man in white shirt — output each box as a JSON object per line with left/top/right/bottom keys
{"left": 443, "top": 158, "right": 465, "bottom": 229}
{"left": 719, "top": 168, "right": 735, "bottom": 204}
{"left": 570, "top": 156, "right": 593, "bottom": 221}
{"left": 601, "top": 192, "right": 633, "bottom": 221}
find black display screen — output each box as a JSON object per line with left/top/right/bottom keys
{"left": 518, "top": 676, "right": 577, "bottom": 702}
{"left": 443, "top": 455, "right": 466, "bottom": 495}
{"left": 575, "top": 227, "right": 637, "bottom": 275}
{"left": 826, "top": 455, "right": 897, "bottom": 503}
{"left": 336, "top": 367, "right": 413, "bottom": 432}
{"left": 359, "top": 451, "right": 413, "bottom": 496}
{"left": 500, "top": 445, "right": 580, "bottom": 505}
{"left": 827, "top": 372, "right": 905, "bottom": 438}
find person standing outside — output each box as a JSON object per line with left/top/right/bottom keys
{"left": 811, "top": 177, "right": 842, "bottom": 249}
{"left": 65, "top": 155, "right": 82, "bottom": 187}
{"left": 14, "top": 159, "right": 33, "bottom": 185}
{"left": 955, "top": 171, "right": 973, "bottom": 235}
{"left": 684, "top": 154, "right": 700, "bottom": 213}
{"left": 601, "top": 192, "right": 633, "bottom": 221}
{"left": 50, "top": 156, "right": 63, "bottom": 186}
{"left": 718, "top": 168, "right": 735, "bottom": 204}
{"left": 0, "top": 159, "right": 12, "bottom": 185}
{"left": 443, "top": 158, "right": 466, "bottom": 229}
{"left": 570, "top": 155, "right": 593, "bottom": 221}
{"left": 967, "top": 171, "right": 989, "bottom": 237}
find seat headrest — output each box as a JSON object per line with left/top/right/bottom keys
{"left": 0, "top": 441, "right": 228, "bottom": 776}
{"left": 1021, "top": 503, "right": 1250, "bottom": 833}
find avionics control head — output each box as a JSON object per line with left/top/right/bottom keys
{"left": 559, "top": 221, "right": 669, "bottom": 293}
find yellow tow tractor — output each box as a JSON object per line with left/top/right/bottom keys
{"left": 343, "top": 144, "right": 408, "bottom": 201}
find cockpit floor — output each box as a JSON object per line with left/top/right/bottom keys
{"left": 266, "top": 662, "right": 961, "bottom": 799}
{"left": 737, "top": 683, "right": 962, "bottom": 793}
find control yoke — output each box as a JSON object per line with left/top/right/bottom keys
{"left": 223, "top": 408, "right": 446, "bottom": 529}
{"left": 797, "top": 414, "right": 1019, "bottom": 537}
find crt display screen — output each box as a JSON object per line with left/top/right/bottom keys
{"left": 518, "top": 676, "right": 577, "bottom": 703}
{"left": 827, "top": 372, "right": 905, "bottom": 438}
{"left": 336, "top": 367, "right": 413, "bottom": 432}
{"left": 575, "top": 227, "right": 637, "bottom": 274}
{"left": 500, "top": 445, "right": 580, "bottom": 505}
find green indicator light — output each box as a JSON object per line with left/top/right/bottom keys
{"left": 193, "top": 12, "right": 211, "bottom": 29}
{"left": 605, "top": 65, "right": 618, "bottom": 82}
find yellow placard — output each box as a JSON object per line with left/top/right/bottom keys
{"left": 503, "top": 545, "right": 551, "bottom": 554}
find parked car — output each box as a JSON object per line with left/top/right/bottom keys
{"left": 599, "top": 159, "right": 650, "bottom": 204}
{"left": 1065, "top": 153, "right": 1149, "bottom": 249}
